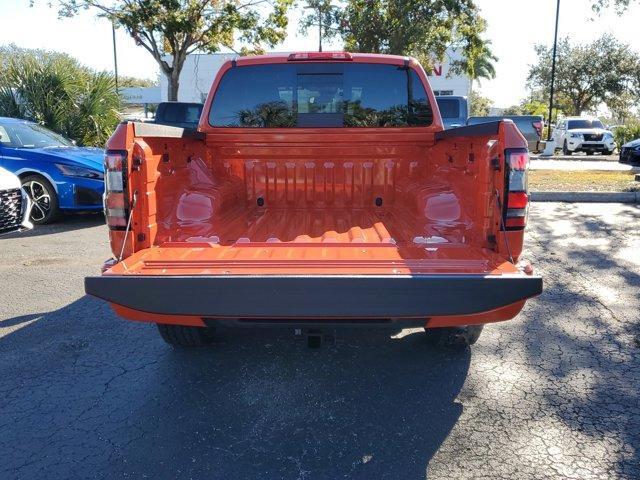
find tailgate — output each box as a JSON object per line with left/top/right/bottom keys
{"left": 85, "top": 244, "right": 542, "bottom": 318}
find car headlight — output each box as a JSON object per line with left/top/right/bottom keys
{"left": 55, "top": 163, "right": 103, "bottom": 180}
{"left": 570, "top": 133, "right": 582, "bottom": 139}
{"left": 603, "top": 132, "right": 613, "bottom": 140}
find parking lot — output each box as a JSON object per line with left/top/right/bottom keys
{"left": 1, "top": 203, "right": 639, "bottom": 479}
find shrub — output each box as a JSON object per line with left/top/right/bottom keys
{"left": 0, "top": 46, "right": 121, "bottom": 147}
{"left": 613, "top": 123, "right": 640, "bottom": 150}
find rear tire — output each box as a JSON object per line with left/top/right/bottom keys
{"left": 424, "top": 325, "right": 484, "bottom": 348}
{"left": 156, "top": 323, "right": 215, "bottom": 347}
{"left": 562, "top": 141, "right": 572, "bottom": 156}
{"left": 21, "top": 174, "right": 60, "bottom": 224}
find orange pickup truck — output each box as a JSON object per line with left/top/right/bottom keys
{"left": 85, "top": 52, "right": 542, "bottom": 348}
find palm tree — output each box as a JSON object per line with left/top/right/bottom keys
{"left": 450, "top": 41, "right": 498, "bottom": 97}
{"left": 0, "top": 46, "right": 121, "bottom": 146}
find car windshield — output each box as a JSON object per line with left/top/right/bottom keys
{"left": 567, "top": 119, "right": 604, "bottom": 129}
{"left": 0, "top": 122, "right": 74, "bottom": 149}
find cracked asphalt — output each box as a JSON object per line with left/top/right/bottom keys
{"left": 1, "top": 203, "right": 639, "bottom": 479}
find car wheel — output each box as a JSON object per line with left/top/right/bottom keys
{"left": 156, "top": 323, "right": 216, "bottom": 347}
{"left": 424, "top": 325, "right": 484, "bottom": 348}
{"left": 562, "top": 141, "right": 572, "bottom": 156}
{"left": 586, "top": 151, "right": 594, "bottom": 156}
{"left": 21, "top": 175, "right": 60, "bottom": 225}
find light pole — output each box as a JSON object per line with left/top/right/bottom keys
{"left": 546, "top": 0, "right": 560, "bottom": 141}
{"left": 112, "top": 22, "right": 119, "bottom": 94}
{"left": 318, "top": 5, "right": 322, "bottom": 52}
{"left": 305, "top": 2, "right": 328, "bottom": 52}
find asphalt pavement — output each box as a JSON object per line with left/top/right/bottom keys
{"left": 0, "top": 205, "right": 639, "bottom": 479}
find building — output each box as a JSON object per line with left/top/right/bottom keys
{"left": 160, "top": 50, "right": 470, "bottom": 103}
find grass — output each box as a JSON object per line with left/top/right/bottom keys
{"left": 529, "top": 170, "right": 640, "bottom": 192}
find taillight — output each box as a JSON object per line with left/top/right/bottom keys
{"left": 532, "top": 120, "right": 543, "bottom": 138}
{"left": 104, "top": 150, "right": 129, "bottom": 230}
{"left": 504, "top": 149, "right": 529, "bottom": 230}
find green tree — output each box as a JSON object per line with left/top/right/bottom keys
{"left": 119, "top": 76, "right": 157, "bottom": 88}
{"left": 0, "top": 45, "right": 121, "bottom": 146}
{"left": 449, "top": 27, "right": 497, "bottom": 97}
{"left": 55, "top": 0, "right": 293, "bottom": 101}
{"left": 469, "top": 90, "right": 491, "bottom": 116}
{"left": 591, "top": 0, "right": 636, "bottom": 12}
{"left": 299, "top": 0, "right": 342, "bottom": 51}
{"left": 527, "top": 35, "right": 639, "bottom": 116}
{"left": 502, "top": 105, "right": 524, "bottom": 116}
{"left": 302, "top": 0, "right": 490, "bottom": 70}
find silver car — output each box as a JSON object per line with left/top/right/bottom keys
{"left": 0, "top": 166, "right": 32, "bottom": 235}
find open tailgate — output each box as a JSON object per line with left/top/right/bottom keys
{"left": 85, "top": 244, "right": 542, "bottom": 318}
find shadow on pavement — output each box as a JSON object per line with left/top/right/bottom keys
{"left": 0, "top": 296, "right": 470, "bottom": 479}
{"left": 2, "top": 213, "right": 104, "bottom": 239}
{"left": 522, "top": 203, "right": 640, "bottom": 478}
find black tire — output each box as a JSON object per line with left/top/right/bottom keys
{"left": 562, "top": 141, "right": 572, "bottom": 156}
{"left": 424, "top": 325, "right": 484, "bottom": 348}
{"left": 586, "top": 151, "right": 594, "bottom": 156}
{"left": 156, "top": 323, "right": 215, "bottom": 347}
{"left": 21, "top": 174, "right": 60, "bottom": 225}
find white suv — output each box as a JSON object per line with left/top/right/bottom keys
{"left": 552, "top": 117, "right": 615, "bottom": 155}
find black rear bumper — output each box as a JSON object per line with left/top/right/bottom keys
{"left": 85, "top": 274, "right": 543, "bottom": 318}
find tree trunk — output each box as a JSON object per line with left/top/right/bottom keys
{"left": 167, "top": 69, "right": 180, "bottom": 102}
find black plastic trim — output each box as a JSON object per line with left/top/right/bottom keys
{"left": 85, "top": 274, "right": 543, "bottom": 318}
{"left": 206, "top": 318, "right": 427, "bottom": 329}
{"left": 435, "top": 121, "right": 501, "bottom": 140}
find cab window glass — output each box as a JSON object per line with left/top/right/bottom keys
{"left": 209, "top": 63, "right": 432, "bottom": 128}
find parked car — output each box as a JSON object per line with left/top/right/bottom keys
{"left": 0, "top": 117, "right": 104, "bottom": 224}
{"left": 153, "top": 102, "right": 204, "bottom": 129}
{"left": 619, "top": 138, "right": 640, "bottom": 164}
{"left": 552, "top": 117, "right": 615, "bottom": 155}
{"left": 467, "top": 115, "right": 546, "bottom": 153}
{"left": 0, "top": 166, "right": 32, "bottom": 235}
{"left": 85, "top": 52, "right": 542, "bottom": 349}
{"left": 435, "top": 96, "right": 468, "bottom": 129}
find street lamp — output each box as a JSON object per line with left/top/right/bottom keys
{"left": 546, "top": 0, "right": 560, "bottom": 141}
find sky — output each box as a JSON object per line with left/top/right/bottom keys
{"left": 1, "top": 0, "right": 640, "bottom": 107}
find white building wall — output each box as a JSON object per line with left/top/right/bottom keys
{"left": 160, "top": 53, "right": 237, "bottom": 103}
{"left": 427, "top": 50, "right": 471, "bottom": 97}
{"left": 161, "top": 50, "right": 470, "bottom": 102}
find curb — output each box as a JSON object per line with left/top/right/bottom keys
{"left": 532, "top": 155, "right": 619, "bottom": 162}
{"left": 530, "top": 191, "right": 640, "bottom": 203}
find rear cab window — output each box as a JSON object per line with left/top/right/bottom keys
{"left": 209, "top": 63, "right": 432, "bottom": 128}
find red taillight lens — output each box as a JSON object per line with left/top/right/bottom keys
{"left": 504, "top": 149, "right": 529, "bottom": 230}
{"left": 532, "top": 121, "right": 543, "bottom": 137}
{"left": 287, "top": 52, "right": 353, "bottom": 61}
{"left": 507, "top": 191, "right": 529, "bottom": 209}
{"left": 104, "top": 150, "right": 128, "bottom": 230}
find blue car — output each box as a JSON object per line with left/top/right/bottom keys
{"left": 0, "top": 117, "right": 104, "bottom": 224}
